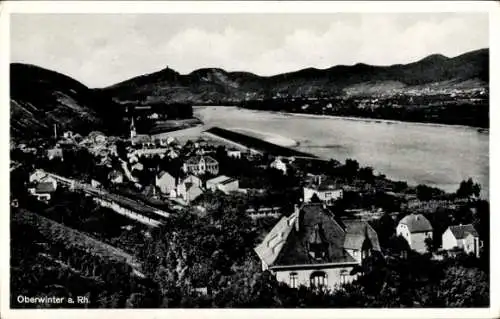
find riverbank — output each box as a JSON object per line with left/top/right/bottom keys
{"left": 147, "top": 118, "right": 203, "bottom": 135}
{"left": 204, "top": 127, "right": 317, "bottom": 158}
{"left": 232, "top": 107, "right": 489, "bottom": 133}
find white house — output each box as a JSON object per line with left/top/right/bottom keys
{"left": 47, "top": 147, "right": 64, "bottom": 161}
{"left": 155, "top": 171, "right": 177, "bottom": 196}
{"left": 183, "top": 156, "right": 219, "bottom": 176}
{"left": 270, "top": 157, "right": 287, "bottom": 175}
{"left": 206, "top": 175, "right": 239, "bottom": 194}
{"left": 227, "top": 149, "right": 242, "bottom": 159}
{"left": 442, "top": 224, "right": 481, "bottom": 257}
{"left": 254, "top": 203, "right": 381, "bottom": 290}
{"left": 396, "top": 214, "right": 433, "bottom": 253}
{"left": 303, "top": 176, "right": 343, "bottom": 205}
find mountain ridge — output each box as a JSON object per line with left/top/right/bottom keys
{"left": 102, "top": 48, "right": 488, "bottom": 104}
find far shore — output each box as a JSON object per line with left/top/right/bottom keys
{"left": 194, "top": 105, "right": 489, "bottom": 132}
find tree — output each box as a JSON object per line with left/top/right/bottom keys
{"left": 344, "top": 159, "right": 359, "bottom": 179}
{"left": 374, "top": 213, "right": 395, "bottom": 249}
{"left": 456, "top": 178, "right": 481, "bottom": 198}
{"left": 424, "top": 237, "right": 436, "bottom": 253}
{"left": 416, "top": 184, "right": 443, "bottom": 201}
{"left": 358, "top": 166, "right": 375, "bottom": 183}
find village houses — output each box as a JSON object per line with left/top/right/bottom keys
{"left": 254, "top": 203, "right": 381, "bottom": 290}
{"left": 303, "top": 175, "right": 344, "bottom": 204}
{"left": 442, "top": 224, "right": 482, "bottom": 257}
{"left": 396, "top": 213, "right": 433, "bottom": 253}
{"left": 183, "top": 155, "right": 219, "bottom": 176}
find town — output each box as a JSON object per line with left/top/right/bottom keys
{"left": 239, "top": 88, "right": 489, "bottom": 128}
{"left": 10, "top": 109, "right": 489, "bottom": 308}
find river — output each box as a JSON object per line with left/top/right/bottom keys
{"left": 158, "top": 106, "right": 489, "bottom": 199}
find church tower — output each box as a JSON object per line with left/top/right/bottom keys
{"left": 130, "top": 116, "right": 137, "bottom": 142}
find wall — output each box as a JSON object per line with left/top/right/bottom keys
{"left": 156, "top": 174, "right": 176, "bottom": 194}
{"left": 274, "top": 265, "right": 358, "bottom": 290}
{"left": 345, "top": 248, "right": 361, "bottom": 264}
{"left": 464, "top": 235, "right": 480, "bottom": 257}
{"left": 441, "top": 228, "right": 458, "bottom": 250}
{"left": 219, "top": 180, "right": 239, "bottom": 193}
{"left": 396, "top": 223, "right": 411, "bottom": 247}
{"left": 410, "top": 232, "right": 432, "bottom": 253}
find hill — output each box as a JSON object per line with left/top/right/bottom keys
{"left": 10, "top": 63, "right": 124, "bottom": 141}
{"left": 103, "top": 48, "right": 488, "bottom": 103}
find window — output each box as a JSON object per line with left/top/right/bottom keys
{"left": 310, "top": 271, "right": 327, "bottom": 288}
{"left": 340, "top": 269, "right": 349, "bottom": 285}
{"left": 289, "top": 272, "right": 298, "bottom": 288}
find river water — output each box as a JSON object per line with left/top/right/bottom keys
{"left": 160, "top": 106, "right": 489, "bottom": 198}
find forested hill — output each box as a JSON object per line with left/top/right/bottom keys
{"left": 10, "top": 63, "right": 125, "bottom": 141}
{"left": 102, "top": 48, "right": 488, "bottom": 104}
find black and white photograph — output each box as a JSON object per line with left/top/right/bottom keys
{"left": 2, "top": 1, "right": 499, "bottom": 317}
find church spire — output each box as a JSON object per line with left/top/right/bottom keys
{"left": 130, "top": 116, "right": 137, "bottom": 142}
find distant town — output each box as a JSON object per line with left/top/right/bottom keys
{"left": 239, "top": 87, "right": 489, "bottom": 128}
{"left": 10, "top": 102, "right": 489, "bottom": 308}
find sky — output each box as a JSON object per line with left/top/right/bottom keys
{"left": 10, "top": 13, "right": 489, "bottom": 88}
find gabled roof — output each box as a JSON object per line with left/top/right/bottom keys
{"left": 207, "top": 175, "right": 231, "bottom": 184}
{"left": 35, "top": 182, "right": 56, "bottom": 194}
{"left": 254, "top": 203, "right": 358, "bottom": 269}
{"left": 157, "top": 170, "right": 174, "bottom": 179}
{"left": 254, "top": 214, "right": 298, "bottom": 267}
{"left": 399, "top": 214, "right": 433, "bottom": 233}
{"left": 448, "top": 224, "right": 479, "bottom": 239}
{"left": 342, "top": 220, "right": 381, "bottom": 251}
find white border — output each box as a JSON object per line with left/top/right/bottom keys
{"left": 1, "top": 1, "right": 499, "bottom": 319}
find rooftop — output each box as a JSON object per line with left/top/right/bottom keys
{"left": 254, "top": 203, "right": 380, "bottom": 269}
{"left": 399, "top": 214, "right": 433, "bottom": 233}
{"left": 448, "top": 224, "right": 479, "bottom": 239}
{"left": 185, "top": 155, "right": 218, "bottom": 165}
{"left": 35, "top": 182, "right": 56, "bottom": 194}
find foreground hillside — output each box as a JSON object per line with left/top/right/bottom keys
{"left": 10, "top": 64, "right": 124, "bottom": 141}
{"left": 103, "top": 48, "right": 488, "bottom": 104}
